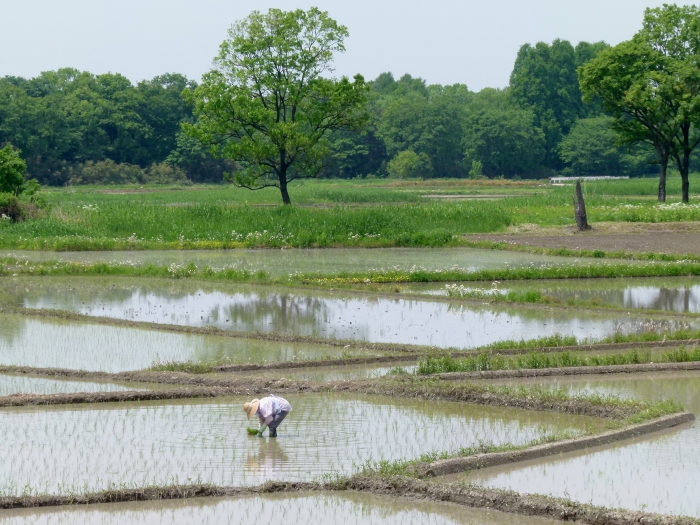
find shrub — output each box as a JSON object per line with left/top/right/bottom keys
{"left": 387, "top": 150, "right": 433, "bottom": 179}
{"left": 143, "top": 163, "right": 191, "bottom": 184}
{"left": 68, "top": 160, "right": 145, "bottom": 185}
{"left": 0, "top": 192, "right": 23, "bottom": 222}
{"left": 0, "top": 143, "right": 27, "bottom": 194}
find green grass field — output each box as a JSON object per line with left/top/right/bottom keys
{"left": 2, "top": 175, "right": 700, "bottom": 251}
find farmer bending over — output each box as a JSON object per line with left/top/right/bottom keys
{"left": 244, "top": 395, "right": 292, "bottom": 437}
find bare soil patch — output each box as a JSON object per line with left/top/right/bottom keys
{"left": 469, "top": 222, "right": 700, "bottom": 255}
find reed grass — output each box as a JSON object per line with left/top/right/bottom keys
{"left": 417, "top": 347, "right": 700, "bottom": 375}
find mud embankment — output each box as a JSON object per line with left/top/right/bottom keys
{"left": 345, "top": 477, "right": 699, "bottom": 525}
{"left": 0, "top": 374, "right": 652, "bottom": 420}
{"left": 0, "top": 478, "right": 696, "bottom": 525}
{"left": 415, "top": 412, "right": 695, "bottom": 477}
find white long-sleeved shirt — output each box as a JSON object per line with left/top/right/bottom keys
{"left": 257, "top": 395, "right": 292, "bottom": 425}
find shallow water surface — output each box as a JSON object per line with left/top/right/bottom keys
{"left": 0, "top": 247, "right": 601, "bottom": 276}
{"left": 0, "top": 491, "right": 557, "bottom": 525}
{"left": 2, "top": 277, "right": 690, "bottom": 349}
{"left": 398, "top": 276, "right": 700, "bottom": 314}
{"left": 0, "top": 373, "right": 142, "bottom": 396}
{"left": 0, "top": 313, "right": 375, "bottom": 372}
{"left": 446, "top": 371, "right": 700, "bottom": 517}
{"left": 0, "top": 393, "right": 602, "bottom": 495}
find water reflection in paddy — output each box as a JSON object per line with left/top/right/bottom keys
{"left": 397, "top": 276, "right": 700, "bottom": 314}
{"left": 0, "top": 393, "right": 602, "bottom": 495}
{"left": 1, "top": 277, "right": 691, "bottom": 349}
{"left": 0, "top": 313, "right": 375, "bottom": 372}
{"left": 0, "top": 373, "right": 143, "bottom": 396}
{"left": 445, "top": 371, "right": 700, "bottom": 517}
{"left": 0, "top": 491, "right": 558, "bottom": 525}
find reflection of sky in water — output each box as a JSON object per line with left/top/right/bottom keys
{"left": 461, "top": 372, "right": 700, "bottom": 517}
{"left": 19, "top": 285, "right": 690, "bottom": 349}
{"left": 407, "top": 278, "right": 700, "bottom": 314}
{"left": 0, "top": 314, "right": 359, "bottom": 372}
{"left": 0, "top": 394, "right": 594, "bottom": 496}
{"left": 0, "top": 492, "right": 556, "bottom": 525}
{"left": 0, "top": 374, "right": 138, "bottom": 396}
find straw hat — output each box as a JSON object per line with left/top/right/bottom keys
{"left": 243, "top": 399, "right": 260, "bottom": 420}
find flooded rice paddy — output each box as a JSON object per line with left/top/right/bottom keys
{"left": 0, "top": 393, "right": 603, "bottom": 495}
{"left": 0, "top": 247, "right": 607, "bottom": 276}
{"left": 445, "top": 371, "right": 700, "bottom": 517}
{"left": 0, "top": 491, "right": 558, "bottom": 525}
{"left": 0, "top": 373, "right": 143, "bottom": 396}
{"left": 0, "top": 313, "right": 376, "bottom": 372}
{"left": 399, "top": 276, "right": 700, "bottom": 314}
{"left": 1, "top": 276, "right": 692, "bottom": 349}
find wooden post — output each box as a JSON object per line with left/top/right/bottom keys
{"left": 573, "top": 179, "right": 590, "bottom": 231}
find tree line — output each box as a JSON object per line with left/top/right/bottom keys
{"left": 2, "top": 4, "right": 698, "bottom": 200}
{"left": 0, "top": 41, "right": 659, "bottom": 186}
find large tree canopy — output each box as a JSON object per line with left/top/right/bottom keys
{"left": 463, "top": 107, "right": 545, "bottom": 178}
{"left": 509, "top": 39, "right": 609, "bottom": 170}
{"left": 580, "top": 5, "right": 700, "bottom": 202}
{"left": 186, "top": 8, "right": 369, "bottom": 204}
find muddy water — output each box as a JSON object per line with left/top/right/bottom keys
{"left": 397, "top": 276, "right": 700, "bottom": 314}
{"left": 2, "top": 276, "right": 691, "bottom": 349}
{"left": 0, "top": 313, "right": 376, "bottom": 372}
{"left": 445, "top": 371, "right": 700, "bottom": 517}
{"left": 0, "top": 491, "right": 558, "bottom": 525}
{"left": 242, "top": 363, "right": 418, "bottom": 382}
{"left": 0, "top": 373, "right": 145, "bottom": 396}
{"left": 0, "top": 393, "right": 603, "bottom": 495}
{"left": 0, "top": 247, "right": 603, "bottom": 276}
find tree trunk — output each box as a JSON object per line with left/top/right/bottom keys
{"left": 279, "top": 168, "right": 291, "bottom": 205}
{"left": 279, "top": 181, "right": 291, "bottom": 205}
{"left": 658, "top": 157, "right": 667, "bottom": 203}
{"left": 573, "top": 180, "right": 591, "bottom": 231}
{"left": 682, "top": 148, "right": 691, "bottom": 203}
{"left": 675, "top": 124, "right": 692, "bottom": 204}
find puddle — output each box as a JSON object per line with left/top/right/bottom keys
{"left": 0, "top": 373, "right": 146, "bottom": 396}
{"left": 0, "top": 491, "right": 558, "bottom": 524}
{"left": 444, "top": 371, "right": 700, "bottom": 517}
{"left": 0, "top": 393, "right": 603, "bottom": 495}
{"left": 2, "top": 276, "right": 692, "bottom": 350}
{"left": 0, "top": 247, "right": 607, "bottom": 276}
{"left": 0, "top": 313, "right": 376, "bottom": 372}
{"left": 396, "top": 277, "right": 700, "bottom": 314}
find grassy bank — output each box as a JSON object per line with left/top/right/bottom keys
{"left": 0, "top": 200, "right": 511, "bottom": 250}
{"left": 4, "top": 254, "right": 700, "bottom": 285}
{"left": 3, "top": 175, "right": 700, "bottom": 250}
{"left": 416, "top": 347, "right": 700, "bottom": 375}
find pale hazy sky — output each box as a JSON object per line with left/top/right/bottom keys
{"left": 2, "top": 0, "right": 675, "bottom": 91}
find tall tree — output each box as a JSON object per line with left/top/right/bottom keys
{"left": 581, "top": 5, "right": 700, "bottom": 202}
{"left": 638, "top": 4, "right": 700, "bottom": 202}
{"left": 462, "top": 106, "right": 545, "bottom": 178}
{"left": 186, "top": 8, "right": 369, "bottom": 204}
{"left": 580, "top": 41, "right": 680, "bottom": 201}
{"left": 510, "top": 39, "right": 608, "bottom": 169}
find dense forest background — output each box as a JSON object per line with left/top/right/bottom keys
{"left": 0, "top": 39, "right": 661, "bottom": 185}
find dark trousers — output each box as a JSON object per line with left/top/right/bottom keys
{"left": 268, "top": 410, "right": 289, "bottom": 434}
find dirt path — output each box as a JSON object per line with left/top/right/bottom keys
{"left": 469, "top": 222, "right": 700, "bottom": 255}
